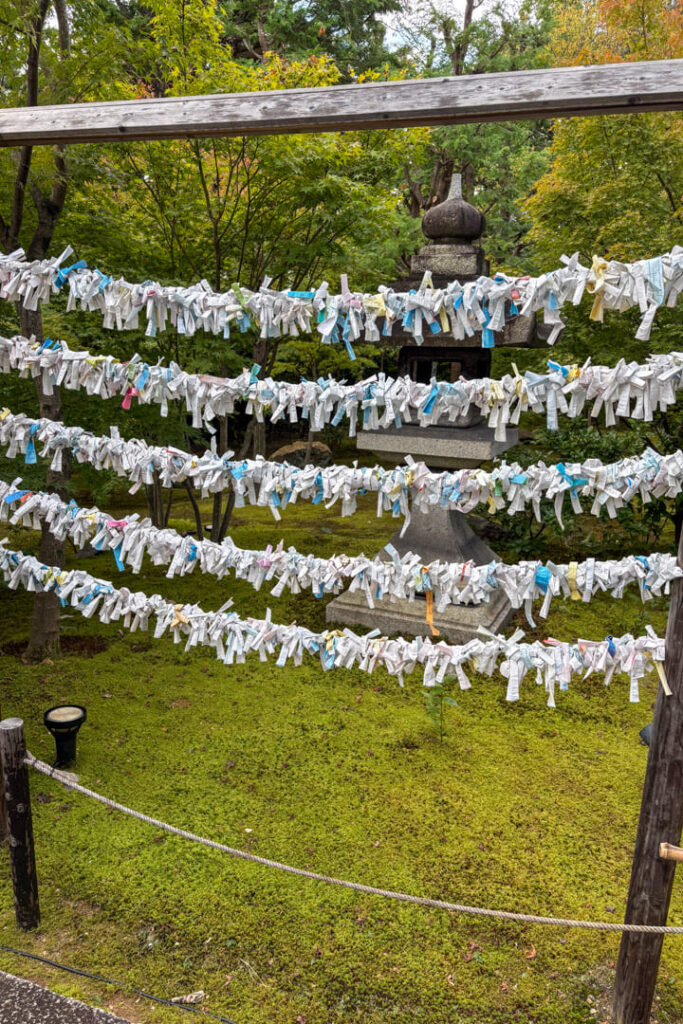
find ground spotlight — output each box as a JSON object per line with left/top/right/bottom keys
{"left": 639, "top": 722, "right": 653, "bottom": 747}
{"left": 43, "top": 704, "right": 87, "bottom": 767}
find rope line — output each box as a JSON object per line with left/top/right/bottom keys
{"left": 25, "top": 754, "right": 683, "bottom": 935}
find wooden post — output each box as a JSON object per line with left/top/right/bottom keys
{"left": 0, "top": 765, "right": 7, "bottom": 845}
{"left": 0, "top": 718, "right": 40, "bottom": 929}
{"left": 0, "top": 702, "right": 7, "bottom": 844}
{"left": 613, "top": 533, "right": 683, "bottom": 1024}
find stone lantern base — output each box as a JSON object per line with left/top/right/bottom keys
{"left": 325, "top": 507, "right": 512, "bottom": 644}
{"left": 325, "top": 584, "right": 511, "bottom": 645}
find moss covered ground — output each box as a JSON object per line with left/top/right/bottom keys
{"left": 0, "top": 493, "right": 682, "bottom": 1023}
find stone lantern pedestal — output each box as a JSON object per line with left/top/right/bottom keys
{"left": 325, "top": 507, "right": 511, "bottom": 643}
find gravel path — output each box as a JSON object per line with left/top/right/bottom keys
{"left": 0, "top": 969, "right": 134, "bottom": 1023}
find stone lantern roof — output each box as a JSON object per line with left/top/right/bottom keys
{"left": 421, "top": 174, "right": 486, "bottom": 244}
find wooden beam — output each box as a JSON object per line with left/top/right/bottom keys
{"left": 612, "top": 528, "right": 683, "bottom": 1024}
{"left": 0, "top": 60, "right": 682, "bottom": 147}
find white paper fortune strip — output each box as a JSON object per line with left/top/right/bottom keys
{"left": 4, "top": 334, "right": 683, "bottom": 442}
{"left": 0, "top": 542, "right": 667, "bottom": 704}
{"left": 1, "top": 244, "right": 681, "bottom": 350}
{"left": 2, "top": 409, "right": 682, "bottom": 529}
{"left": 2, "top": 478, "right": 678, "bottom": 623}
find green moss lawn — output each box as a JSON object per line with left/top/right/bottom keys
{"left": 0, "top": 493, "right": 682, "bottom": 1023}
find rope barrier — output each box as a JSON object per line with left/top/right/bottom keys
{"left": 25, "top": 753, "right": 683, "bottom": 935}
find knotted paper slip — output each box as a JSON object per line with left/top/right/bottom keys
{"left": 2, "top": 409, "right": 683, "bottom": 530}
{"left": 1, "top": 244, "right": 681, "bottom": 351}
{"left": 2, "top": 478, "right": 679, "bottom": 625}
{"left": 0, "top": 543, "right": 667, "bottom": 705}
{"left": 5, "top": 334, "right": 683, "bottom": 442}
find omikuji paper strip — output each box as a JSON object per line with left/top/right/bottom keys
{"left": 1, "top": 478, "right": 679, "bottom": 623}
{"left": 0, "top": 543, "right": 667, "bottom": 705}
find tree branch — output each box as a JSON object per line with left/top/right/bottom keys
{"left": 23, "top": 0, "right": 71, "bottom": 260}
{"left": 655, "top": 171, "right": 681, "bottom": 217}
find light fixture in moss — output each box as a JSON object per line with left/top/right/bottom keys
{"left": 43, "top": 704, "right": 87, "bottom": 767}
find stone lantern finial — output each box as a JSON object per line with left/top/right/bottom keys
{"left": 421, "top": 172, "right": 485, "bottom": 244}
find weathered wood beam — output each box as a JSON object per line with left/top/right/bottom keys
{"left": 0, "top": 60, "right": 681, "bottom": 147}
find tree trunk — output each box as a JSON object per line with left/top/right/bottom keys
{"left": 252, "top": 419, "right": 266, "bottom": 457}
{"left": 20, "top": 305, "right": 70, "bottom": 664}
{"left": 145, "top": 471, "right": 165, "bottom": 527}
{"left": 304, "top": 427, "right": 317, "bottom": 466}
{"left": 26, "top": 523, "right": 64, "bottom": 662}
{"left": 674, "top": 498, "right": 683, "bottom": 546}
{"left": 216, "top": 490, "right": 236, "bottom": 543}
{"left": 163, "top": 484, "right": 174, "bottom": 527}
{"left": 183, "top": 480, "right": 204, "bottom": 540}
{"left": 209, "top": 414, "right": 230, "bottom": 542}
{"left": 462, "top": 161, "right": 476, "bottom": 203}
{"left": 214, "top": 419, "right": 256, "bottom": 542}
{"left": 6, "top": 2, "right": 72, "bottom": 663}
{"left": 210, "top": 492, "right": 223, "bottom": 540}
{"left": 0, "top": 698, "right": 6, "bottom": 844}
{"left": 250, "top": 340, "right": 272, "bottom": 459}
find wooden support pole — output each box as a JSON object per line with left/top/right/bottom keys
{"left": 0, "top": 702, "right": 8, "bottom": 845}
{"left": 0, "top": 766, "right": 7, "bottom": 845}
{"left": 613, "top": 532, "right": 683, "bottom": 1024}
{"left": 0, "top": 718, "right": 40, "bottom": 930}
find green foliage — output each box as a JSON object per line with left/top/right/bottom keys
{"left": 0, "top": 1, "right": 137, "bottom": 217}
{"left": 492, "top": 145, "right": 683, "bottom": 560}
{"left": 218, "top": 0, "right": 402, "bottom": 70}
{"left": 525, "top": 112, "right": 683, "bottom": 265}
{"left": 61, "top": 0, "right": 425, "bottom": 289}
{"left": 429, "top": 119, "right": 551, "bottom": 269}
{"left": 272, "top": 334, "right": 382, "bottom": 384}
{"left": 525, "top": 0, "right": 683, "bottom": 265}
{"left": 422, "top": 679, "right": 458, "bottom": 743}
{"left": 487, "top": 414, "right": 675, "bottom": 561}
{"left": 0, "top": 0, "right": 426, "bottom": 461}
{"left": 398, "top": 0, "right": 554, "bottom": 266}
{"left": 44, "top": 0, "right": 425, "bottom": 442}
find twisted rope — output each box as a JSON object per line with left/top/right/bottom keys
{"left": 25, "top": 753, "right": 683, "bottom": 935}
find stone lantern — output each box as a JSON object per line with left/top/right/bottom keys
{"left": 325, "top": 176, "right": 545, "bottom": 643}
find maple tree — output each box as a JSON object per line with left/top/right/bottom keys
{"left": 524, "top": 0, "right": 683, "bottom": 264}
{"left": 519, "top": 0, "right": 683, "bottom": 546}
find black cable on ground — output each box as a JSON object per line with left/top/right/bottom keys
{"left": 0, "top": 945, "right": 240, "bottom": 1024}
